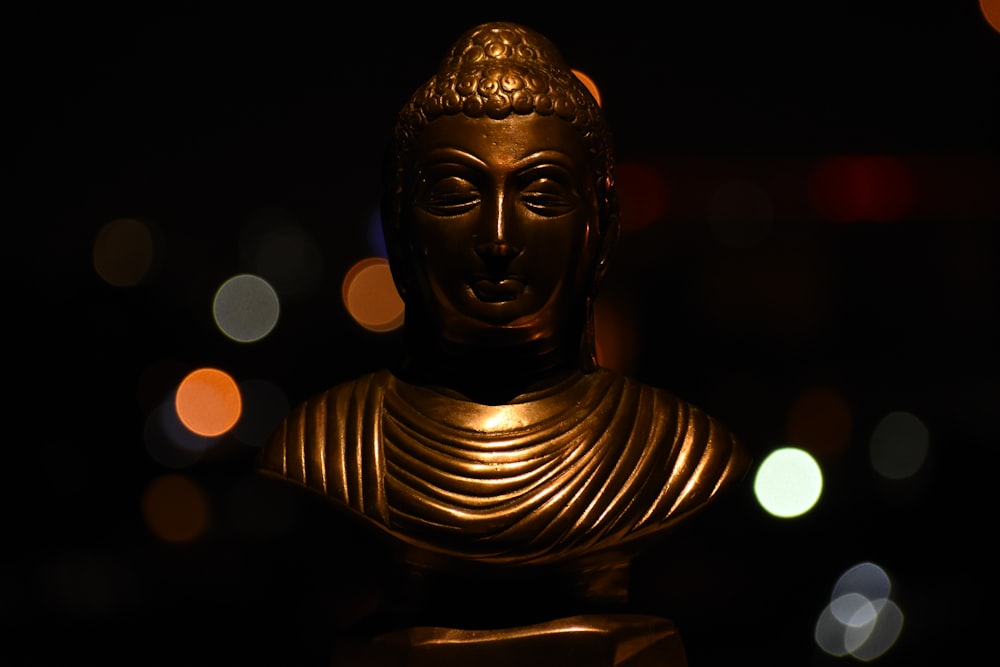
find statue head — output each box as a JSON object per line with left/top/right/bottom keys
{"left": 381, "top": 22, "right": 620, "bottom": 389}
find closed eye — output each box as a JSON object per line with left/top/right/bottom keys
{"left": 417, "top": 176, "right": 480, "bottom": 216}
{"left": 421, "top": 191, "right": 480, "bottom": 215}
{"left": 520, "top": 177, "right": 579, "bottom": 216}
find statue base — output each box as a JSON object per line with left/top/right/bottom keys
{"left": 334, "top": 614, "right": 688, "bottom": 666}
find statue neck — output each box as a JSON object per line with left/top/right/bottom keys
{"left": 397, "top": 330, "right": 587, "bottom": 405}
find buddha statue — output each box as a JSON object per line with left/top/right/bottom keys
{"left": 259, "top": 21, "right": 750, "bottom": 666}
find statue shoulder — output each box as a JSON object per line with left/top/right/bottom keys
{"left": 257, "top": 370, "right": 390, "bottom": 495}
{"left": 586, "top": 369, "right": 750, "bottom": 492}
{"left": 618, "top": 373, "right": 752, "bottom": 520}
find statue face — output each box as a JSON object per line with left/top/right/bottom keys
{"left": 403, "top": 112, "right": 600, "bottom": 347}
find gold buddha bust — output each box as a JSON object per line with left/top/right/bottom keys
{"left": 259, "top": 21, "right": 750, "bottom": 666}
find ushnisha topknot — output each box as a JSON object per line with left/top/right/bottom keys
{"left": 390, "top": 21, "right": 609, "bottom": 165}
{"left": 382, "top": 21, "right": 619, "bottom": 296}
{"left": 422, "top": 21, "right": 591, "bottom": 121}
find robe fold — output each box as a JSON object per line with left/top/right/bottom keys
{"left": 259, "top": 368, "right": 750, "bottom": 570}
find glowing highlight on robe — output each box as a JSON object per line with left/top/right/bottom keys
{"left": 175, "top": 368, "right": 242, "bottom": 437}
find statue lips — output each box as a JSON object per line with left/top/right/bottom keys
{"left": 471, "top": 276, "right": 526, "bottom": 303}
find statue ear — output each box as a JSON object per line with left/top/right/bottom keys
{"left": 592, "top": 191, "right": 621, "bottom": 290}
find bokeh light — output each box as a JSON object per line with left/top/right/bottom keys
{"left": 238, "top": 208, "right": 324, "bottom": 302}
{"left": 982, "top": 0, "right": 1000, "bottom": 34}
{"left": 144, "top": 400, "right": 213, "bottom": 468}
{"left": 615, "top": 161, "right": 670, "bottom": 231}
{"left": 139, "top": 361, "right": 218, "bottom": 468}
{"left": 706, "top": 180, "right": 773, "bottom": 248}
{"left": 368, "top": 207, "right": 388, "bottom": 258}
{"left": 571, "top": 69, "right": 601, "bottom": 107}
{"left": 831, "top": 562, "right": 892, "bottom": 612}
{"left": 869, "top": 411, "right": 930, "bottom": 480}
{"left": 141, "top": 473, "right": 210, "bottom": 543}
{"left": 232, "top": 378, "right": 290, "bottom": 448}
{"left": 137, "top": 359, "right": 189, "bottom": 416}
{"left": 815, "top": 562, "right": 904, "bottom": 661}
{"left": 695, "top": 236, "right": 831, "bottom": 340}
{"left": 808, "top": 155, "right": 913, "bottom": 222}
{"left": 342, "top": 257, "right": 405, "bottom": 333}
{"left": 175, "top": 368, "right": 242, "bottom": 437}
{"left": 594, "top": 295, "right": 639, "bottom": 374}
{"left": 753, "top": 446, "right": 824, "bottom": 518}
{"left": 92, "top": 217, "right": 157, "bottom": 287}
{"left": 786, "top": 386, "right": 853, "bottom": 460}
{"left": 213, "top": 273, "right": 281, "bottom": 343}
{"left": 846, "top": 599, "right": 903, "bottom": 661}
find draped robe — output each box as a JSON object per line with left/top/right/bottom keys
{"left": 259, "top": 368, "right": 749, "bottom": 571}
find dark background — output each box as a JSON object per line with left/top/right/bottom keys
{"left": 10, "top": 2, "right": 998, "bottom": 665}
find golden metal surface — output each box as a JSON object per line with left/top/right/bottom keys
{"left": 259, "top": 21, "right": 751, "bottom": 665}
{"left": 338, "top": 615, "right": 687, "bottom": 667}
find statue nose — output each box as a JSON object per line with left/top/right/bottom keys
{"left": 475, "top": 240, "right": 521, "bottom": 275}
{"left": 475, "top": 240, "right": 519, "bottom": 257}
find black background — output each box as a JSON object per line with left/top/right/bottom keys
{"left": 10, "top": 2, "right": 999, "bottom": 665}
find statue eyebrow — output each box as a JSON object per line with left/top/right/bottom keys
{"left": 416, "top": 147, "right": 489, "bottom": 170}
{"left": 513, "top": 150, "right": 577, "bottom": 170}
